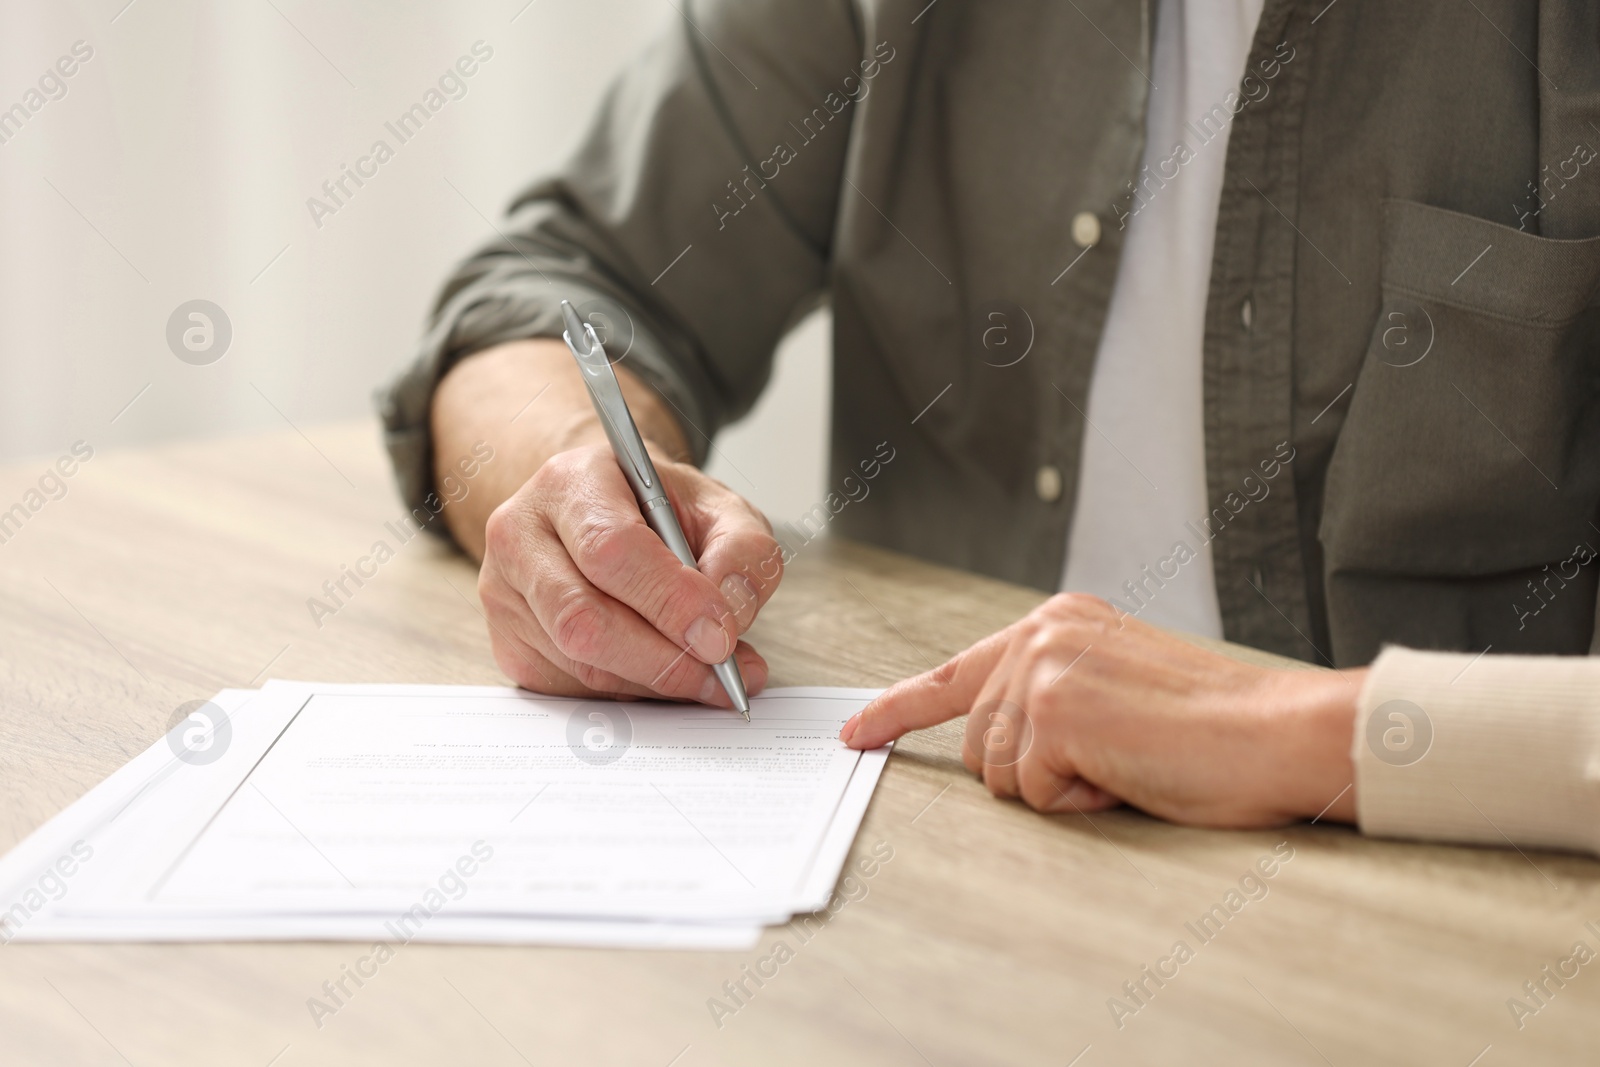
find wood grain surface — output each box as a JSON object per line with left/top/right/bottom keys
{"left": 0, "top": 422, "right": 1595, "bottom": 1067}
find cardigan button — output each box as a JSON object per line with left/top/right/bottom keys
{"left": 1036, "top": 464, "right": 1063, "bottom": 503}
{"left": 1070, "top": 211, "right": 1101, "bottom": 249}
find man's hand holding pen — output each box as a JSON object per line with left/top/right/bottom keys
{"left": 477, "top": 440, "right": 778, "bottom": 708}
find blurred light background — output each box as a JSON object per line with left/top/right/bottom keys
{"left": 0, "top": 0, "right": 831, "bottom": 525}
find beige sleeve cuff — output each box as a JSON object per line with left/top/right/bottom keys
{"left": 1353, "top": 647, "right": 1600, "bottom": 856}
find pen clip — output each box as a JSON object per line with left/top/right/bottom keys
{"left": 560, "top": 302, "right": 657, "bottom": 492}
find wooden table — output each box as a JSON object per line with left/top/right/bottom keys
{"left": 1, "top": 422, "right": 1595, "bottom": 1066}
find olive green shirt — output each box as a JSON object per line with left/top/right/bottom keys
{"left": 381, "top": 0, "right": 1600, "bottom": 668}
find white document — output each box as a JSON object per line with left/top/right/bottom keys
{"left": 2, "top": 683, "right": 888, "bottom": 946}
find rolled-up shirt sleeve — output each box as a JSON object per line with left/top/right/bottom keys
{"left": 1353, "top": 647, "right": 1600, "bottom": 856}
{"left": 378, "top": 0, "right": 860, "bottom": 517}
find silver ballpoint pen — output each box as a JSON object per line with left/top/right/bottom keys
{"left": 559, "top": 300, "right": 751, "bottom": 720}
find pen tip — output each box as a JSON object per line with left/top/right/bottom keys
{"left": 715, "top": 658, "right": 751, "bottom": 720}
{"left": 559, "top": 300, "right": 586, "bottom": 344}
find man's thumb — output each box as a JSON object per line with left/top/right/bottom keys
{"left": 842, "top": 627, "right": 1012, "bottom": 749}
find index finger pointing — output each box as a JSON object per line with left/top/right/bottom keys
{"left": 842, "top": 626, "right": 1014, "bottom": 749}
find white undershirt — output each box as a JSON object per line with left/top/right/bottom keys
{"left": 1060, "top": 0, "right": 1264, "bottom": 637}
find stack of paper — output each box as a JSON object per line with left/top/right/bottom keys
{"left": 0, "top": 683, "right": 888, "bottom": 950}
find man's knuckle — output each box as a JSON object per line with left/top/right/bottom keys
{"left": 571, "top": 517, "right": 630, "bottom": 574}
{"left": 476, "top": 562, "right": 500, "bottom": 603}
{"left": 534, "top": 452, "right": 579, "bottom": 492}
{"left": 549, "top": 591, "right": 607, "bottom": 662}
{"left": 610, "top": 566, "right": 706, "bottom": 638}
{"left": 720, "top": 495, "right": 776, "bottom": 537}
{"left": 1023, "top": 626, "right": 1061, "bottom": 662}
{"left": 1038, "top": 591, "right": 1070, "bottom": 615}
{"left": 663, "top": 573, "right": 720, "bottom": 623}
{"left": 723, "top": 525, "right": 778, "bottom": 561}
{"left": 479, "top": 588, "right": 515, "bottom": 628}
{"left": 928, "top": 656, "right": 963, "bottom": 690}
{"left": 755, "top": 534, "right": 784, "bottom": 571}
{"left": 483, "top": 502, "right": 522, "bottom": 559}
